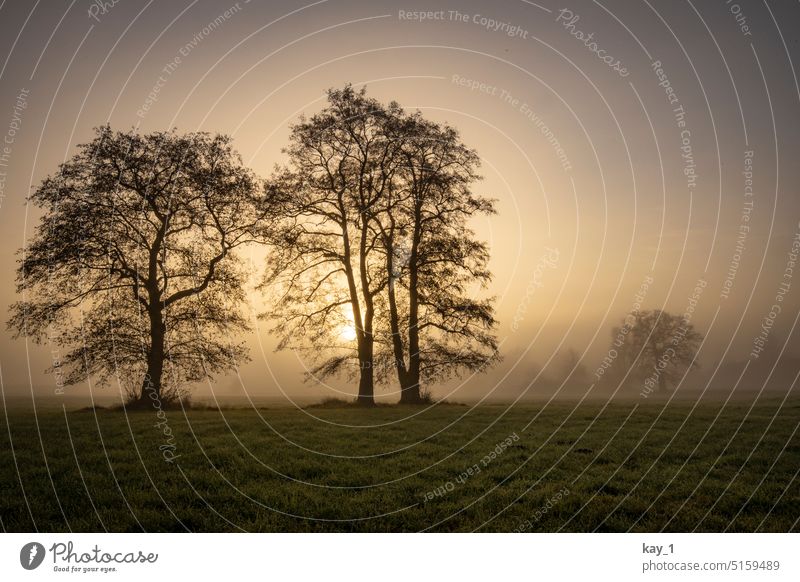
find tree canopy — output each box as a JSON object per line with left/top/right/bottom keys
{"left": 8, "top": 126, "right": 266, "bottom": 402}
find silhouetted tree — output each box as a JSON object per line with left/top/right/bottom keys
{"left": 262, "top": 86, "right": 403, "bottom": 405}
{"left": 8, "top": 126, "right": 265, "bottom": 404}
{"left": 614, "top": 310, "right": 703, "bottom": 394}
{"left": 263, "top": 86, "right": 499, "bottom": 405}
{"left": 375, "top": 114, "right": 498, "bottom": 403}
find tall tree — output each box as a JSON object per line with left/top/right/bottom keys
{"left": 8, "top": 126, "right": 264, "bottom": 403}
{"left": 262, "top": 86, "right": 403, "bottom": 405}
{"left": 263, "top": 87, "right": 499, "bottom": 405}
{"left": 375, "top": 115, "right": 499, "bottom": 403}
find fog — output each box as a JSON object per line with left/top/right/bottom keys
{"left": 1, "top": 0, "right": 798, "bottom": 406}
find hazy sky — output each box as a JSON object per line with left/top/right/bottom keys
{"left": 1, "top": 0, "right": 799, "bottom": 403}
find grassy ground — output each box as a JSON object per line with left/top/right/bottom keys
{"left": 1, "top": 397, "right": 798, "bottom": 532}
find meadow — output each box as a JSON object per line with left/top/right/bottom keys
{"left": 1, "top": 397, "right": 798, "bottom": 532}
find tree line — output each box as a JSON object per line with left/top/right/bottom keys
{"left": 8, "top": 85, "right": 500, "bottom": 407}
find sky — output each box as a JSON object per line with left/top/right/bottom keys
{"left": 0, "top": 0, "right": 799, "bottom": 404}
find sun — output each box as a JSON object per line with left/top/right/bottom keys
{"left": 339, "top": 308, "right": 358, "bottom": 341}
{"left": 340, "top": 324, "right": 357, "bottom": 341}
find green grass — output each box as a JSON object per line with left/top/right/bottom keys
{"left": 1, "top": 398, "right": 798, "bottom": 532}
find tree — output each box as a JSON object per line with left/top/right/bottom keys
{"left": 263, "top": 86, "right": 499, "bottom": 404}
{"left": 374, "top": 114, "right": 498, "bottom": 403}
{"left": 613, "top": 310, "right": 703, "bottom": 394}
{"left": 262, "top": 86, "right": 403, "bottom": 405}
{"left": 8, "top": 126, "right": 265, "bottom": 404}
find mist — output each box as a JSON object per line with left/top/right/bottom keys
{"left": 1, "top": 0, "right": 798, "bottom": 407}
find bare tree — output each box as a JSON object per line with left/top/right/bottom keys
{"left": 263, "top": 87, "right": 499, "bottom": 405}
{"left": 262, "top": 86, "right": 403, "bottom": 405}
{"left": 8, "top": 126, "right": 265, "bottom": 404}
{"left": 375, "top": 114, "right": 499, "bottom": 403}
{"left": 613, "top": 310, "right": 703, "bottom": 393}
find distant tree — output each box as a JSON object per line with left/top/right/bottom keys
{"left": 375, "top": 114, "right": 498, "bottom": 403}
{"left": 8, "top": 126, "right": 265, "bottom": 404}
{"left": 613, "top": 310, "right": 703, "bottom": 394}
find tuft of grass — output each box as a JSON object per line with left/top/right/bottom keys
{"left": 304, "top": 397, "right": 357, "bottom": 409}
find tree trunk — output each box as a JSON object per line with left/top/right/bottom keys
{"left": 140, "top": 219, "right": 168, "bottom": 404}
{"left": 356, "top": 333, "right": 374, "bottom": 406}
{"left": 400, "top": 213, "right": 423, "bottom": 404}
{"left": 339, "top": 207, "right": 374, "bottom": 406}
{"left": 355, "top": 212, "right": 376, "bottom": 406}
{"left": 399, "top": 368, "right": 421, "bottom": 403}
{"left": 141, "top": 307, "right": 165, "bottom": 402}
{"left": 386, "top": 251, "right": 419, "bottom": 403}
{"left": 401, "top": 321, "right": 421, "bottom": 404}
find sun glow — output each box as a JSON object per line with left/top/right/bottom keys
{"left": 340, "top": 324, "right": 357, "bottom": 342}
{"left": 339, "top": 308, "right": 358, "bottom": 342}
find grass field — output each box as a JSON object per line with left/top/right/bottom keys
{"left": 1, "top": 397, "right": 798, "bottom": 532}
